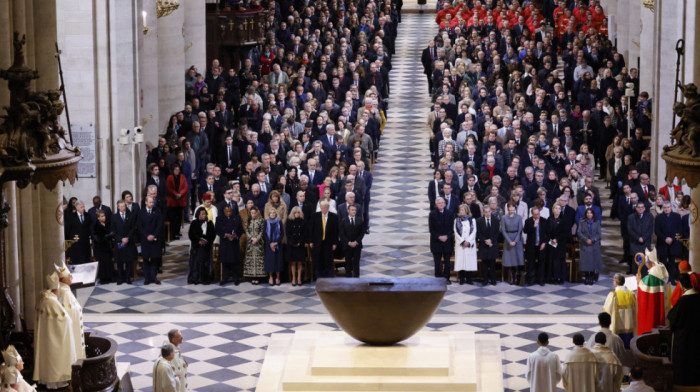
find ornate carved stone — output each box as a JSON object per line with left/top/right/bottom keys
{"left": 662, "top": 82, "right": 700, "bottom": 187}
{"left": 71, "top": 335, "right": 119, "bottom": 392}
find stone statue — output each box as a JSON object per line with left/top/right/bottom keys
{"left": 0, "top": 33, "right": 79, "bottom": 165}
{"left": 666, "top": 83, "right": 700, "bottom": 157}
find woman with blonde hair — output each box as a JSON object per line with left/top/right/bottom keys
{"left": 286, "top": 206, "right": 306, "bottom": 286}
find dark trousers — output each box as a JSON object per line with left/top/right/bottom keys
{"left": 313, "top": 241, "right": 335, "bottom": 278}
{"left": 550, "top": 254, "right": 567, "bottom": 282}
{"left": 116, "top": 259, "right": 133, "bottom": 284}
{"left": 168, "top": 206, "right": 184, "bottom": 238}
{"left": 426, "top": 74, "right": 433, "bottom": 94}
{"left": 660, "top": 255, "right": 677, "bottom": 283}
{"left": 344, "top": 246, "right": 362, "bottom": 277}
{"left": 143, "top": 257, "right": 160, "bottom": 283}
{"left": 433, "top": 251, "right": 451, "bottom": 281}
{"left": 221, "top": 262, "right": 240, "bottom": 283}
{"left": 526, "top": 246, "right": 547, "bottom": 285}
{"left": 481, "top": 258, "right": 496, "bottom": 283}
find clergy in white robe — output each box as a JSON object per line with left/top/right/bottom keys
{"left": 590, "top": 333, "right": 623, "bottom": 392}
{"left": 603, "top": 274, "right": 637, "bottom": 348}
{"left": 561, "top": 334, "right": 597, "bottom": 392}
{"left": 525, "top": 333, "right": 561, "bottom": 392}
{"left": 167, "top": 329, "right": 187, "bottom": 392}
{"left": 153, "top": 344, "right": 180, "bottom": 392}
{"left": 1, "top": 345, "right": 36, "bottom": 392}
{"left": 32, "top": 272, "right": 77, "bottom": 389}
{"left": 56, "top": 264, "right": 86, "bottom": 360}
{"left": 454, "top": 209, "right": 477, "bottom": 283}
{"left": 584, "top": 312, "right": 629, "bottom": 366}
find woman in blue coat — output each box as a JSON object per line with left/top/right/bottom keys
{"left": 264, "top": 209, "right": 285, "bottom": 285}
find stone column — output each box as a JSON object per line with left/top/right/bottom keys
{"left": 3, "top": 183, "right": 22, "bottom": 330}
{"left": 614, "top": 0, "right": 630, "bottom": 61}
{"left": 650, "top": 1, "right": 684, "bottom": 186}
{"left": 639, "top": 6, "right": 655, "bottom": 94}
{"left": 627, "top": 0, "right": 641, "bottom": 72}
{"left": 157, "top": 5, "right": 185, "bottom": 133}
{"left": 38, "top": 183, "right": 65, "bottom": 277}
{"left": 183, "top": 0, "right": 206, "bottom": 74}
{"left": 17, "top": 186, "right": 41, "bottom": 329}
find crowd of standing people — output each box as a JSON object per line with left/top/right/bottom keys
{"left": 63, "top": 0, "right": 403, "bottom": 288}
{"left": 423, "top": 0, "right": 690, "bottom": 288}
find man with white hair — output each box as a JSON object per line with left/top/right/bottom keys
{"left": 64, "top": 200, "right": 92, "bottom": 264}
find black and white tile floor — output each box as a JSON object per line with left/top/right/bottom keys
{"left": 81, "top": 13, "right": 634, "bottom": 392}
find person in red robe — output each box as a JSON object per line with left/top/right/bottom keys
{"left": 670, "top": 260, "right": 700, "bottom": 307}
{"left": 637, "top": 248, "right": 671, "bottom": 335}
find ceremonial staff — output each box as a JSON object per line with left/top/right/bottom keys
{"left": 55, "top": 42, "right": 74, "bottom": 145}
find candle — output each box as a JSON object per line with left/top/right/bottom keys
{"left": 142, "top": 11, "right": 147, "bottom": 27}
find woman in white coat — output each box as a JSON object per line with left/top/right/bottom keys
{"left": 454, "top": 204, "right": 477, "bottom": 285}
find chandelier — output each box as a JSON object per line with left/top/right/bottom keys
{"left": 156, "top": 0, "right": 180, "bottom": 18}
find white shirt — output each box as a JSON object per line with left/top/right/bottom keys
{"left": 526, "top": 346, "right": 561, "bottom": 392}
{"left": 622, "top": 380, "right": 655, "bottom": 392}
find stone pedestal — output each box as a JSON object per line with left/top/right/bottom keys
{"left": 256, "top": 331, "right": 503, "bottom": 392}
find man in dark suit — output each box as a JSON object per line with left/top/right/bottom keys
{"left": 309, "top": 200, "right": 339, "bottom": 278}
{"left": 428, "top": 197, "right": 455, "bottom": 284}
{"left": 244, "top": 184, "right": 268, "bottom": 212}
{"left": 146, "top": 164, "right": 167, "bottom": 215}
{"left": 302, "top": 158, "right": 325, "bottom": 186}
{"left": 111, "top": 200, "right": 137, "bottom": 285}
{"left": 218, "top": 136, "right": 240, "bottom": 181}
{"left": 627, "top": 201, "right": 654, "bottom": 275}
{"left": 655, "top": 201, "right": 683, "bottom": 284}
{"left": 576, "top": 177, "right": 601, "bottom": 207}
{"left": 477, "top": 206, "right": 500, "bottom": 285}
{"left": 442, "top": 183, "right": 459, "bottom": 215}
{"left": 421, "top": 40, "right": 437, "bottom": 93}
{"left": 88, "top": 195, "right": 113, "bottom": 229}
{"left": 137, "top": 196, "right": 163, "bottom": 285}
{"left": 523, "top": 207, "right": 550, "bottom": 286}
{"left": 617, "top": 187, "right": 637, "bottom": 266}
{"left": 339, "top": 205, "right": 365, "bottom": 278}
{"left": 575, "top": 194, "right": 603, "bottom": 223}
{"left": 632, "top": 174, "right": 656, "bottom": 203}
{"left": 337, "top": 192, "right": 364, "bottom": 223}
{"left": 64, "top": 200, "right": 93, "bottom": 264}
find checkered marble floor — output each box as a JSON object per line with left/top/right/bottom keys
{"left": 80, "top": 13, "right": 638, "bottom": 392}
{"left": 85, "top": 315, "right": 599, "bottom": 392}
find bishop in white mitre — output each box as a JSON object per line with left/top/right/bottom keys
{"left": 1, "top": 345, "right": 36, "bottom": 392}
{"left": 56, "top": 263, "right": 86, "bottom": 359}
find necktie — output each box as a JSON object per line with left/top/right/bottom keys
{"left": 554, "top": 124, "right": 557, "bottom": 135}
{"left": 322, "top": 214, "right": 327, "bottom": 240}
{"left": 626, "top": 197, "right": 630, "bottom": 205}
{"left": 329, "top": 135, "right": 333, "bottom": 145}
{"left": 148, "top": 209, "right": 152, "bottom": 215}
{"left": 535, "top": 221, "right": 540, "bottom": 244}
{"left": 299, "top": 202, "right": 303, "bottom": 209}
{"left": 155, "top": 177, "right": 159, "bottom": 186}
{"left": 446, "top": 196, "right": 450, "bottom": 208}
{"left": 310, "top": 172, "right": 314, "bottom": 182}
{"left": 644, "top": 186, "right": 648, "bottom": 198}
{"left": 122, "top": 213, "right": 125, "bottom": 221}
{"left": 228, "top": 147, "right": 232, "bottom": 163}
{"left": 79, "top": 214, "right": 83, "bottom": 224}
{"left": 351, "top": 217, "right": 354, "bottom": 226}
{"left": 209, "top": 185, "right": 213, "bottom": 191}
{"left": 486, "top": 218, "right": 490, "bottom": 229}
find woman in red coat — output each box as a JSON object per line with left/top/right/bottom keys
{"left": 166, "top": 163, "right": 189, "bottom": 240}
{"left": 260, "top": 45, "right": 275, "bottom": 77}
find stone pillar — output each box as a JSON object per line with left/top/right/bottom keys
{"left": 139, "top": 0, "right": 160, "bottom": 201}
{"left": 183, "top": 0, "right": 206, "bottom": 75}
{"left": 650, "top": 1, "right": 684, "bottom": 186}
{"left": 17, "top": 186, "right": 41, "bottom": 329}
{"left": 157, "top": 5, "right": 185, "bottom": 134}
{"left": 3, "top": 183, "right": 21, "bottom": 330}
{"left": 38, "top": 183, "right": 65, "bottom": 278}
{"left": 31, "top": 0, "right": 58, "bottom": 92}
{"left": 639, "top": 6, "right": 655, "bottom": 94}
{"left": 615, "top": 0, "right": 630, "bottom": 61}
{"left": 627, "top": 0, "right": 641, "bottom": 73}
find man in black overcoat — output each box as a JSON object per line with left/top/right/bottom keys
{"left": 428, "top": 197, "right": 455, "bottom": 284}
{"left": 309, "top": 200, "right": 339, "bottom": 278}
{"left": 523, "top": 207, "right": 550, "bottom": 286}
{"left": 111, "top": 200, "right": 137, "bottom": 284}
{"left": 339, "top": 205, "right": 365, "bottom": 278}
{"left": 137, "top": 196, "right": 163, "bottom": 285}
